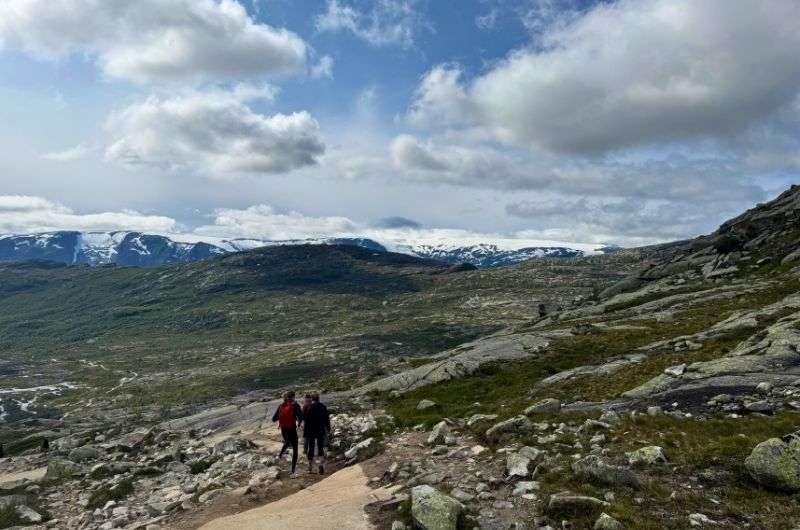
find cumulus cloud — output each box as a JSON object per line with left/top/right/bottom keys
{"left": 104, "top": 86, "right": 324, "bottom": 176}
{"left": 0, "top": 0, "right": 307, "bottom": 85}
{"left": 409, "top": 0, "right": 800, "bottom": 154}
{"left": 0, "top": 196, "right": 176, "bottom": 234}
{"left": 315, "top": 0, "right": 428, "bottom": 48}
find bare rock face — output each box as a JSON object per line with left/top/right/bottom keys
{"left": 358, "top": 332, "right": 549, "bottom": 394}
{"left": 745, "top": 433, "right": 800, "bottom": 492}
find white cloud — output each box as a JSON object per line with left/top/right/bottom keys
{"left": 390, "top": 134, "right": 552, "bottom": 189}
{"left": 410, "top": 0, "right": 800, "bottom": 154}
{"left": 0, "top": 196, "right": 176, "bottom": 234}
{"left": 40, "top": 143, "right": 94, "bottom": 162}
{"left": 192, "top": 202, "right": 603, "bottom": 250}
{"left": 507, "top": 196, "right": 737, "bottom": 246}
{"left": 315, "top": 0, "right": 427, "bottom": 48}
{"left": 104, "top": 86, "right": 324, "bottom": 177}
{"left": 406, "top": 66, "right": 476, "bottom": 130}
{"left": 310, "top": 55, "right": 334, "bottom": 79}
{"left": 194, "top": 205, "right": 358, "bottom": 240}
{"left": 0, "top": 0, "right": 307, "bottom": 85}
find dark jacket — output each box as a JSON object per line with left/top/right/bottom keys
{"left": 303, "top": 401, "right": 330, "bottom": 438}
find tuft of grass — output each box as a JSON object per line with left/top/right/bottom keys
{"left": 86, "top": 479, "right": 134, "bottom": 510}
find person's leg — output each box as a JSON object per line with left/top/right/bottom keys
{"left": 279, "top": 428, "right": 291, "bottom": 459}
{"left": 290, "top": 429, "right": 299, "bottom": 476}
{"left": 307, "top": 433, "right": 316, "bottom": 472}
{"left": 316, "top": 436, "right": 325, "bottom": 474}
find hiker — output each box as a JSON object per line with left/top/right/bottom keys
{"left": 40, "top": 438, "right": 49, "bottom": 453}
{"left": 303, "top": 392, "right": 331, "bottom": 475}
{"left": 0, "top": 443, "right": 4, "bottom": 458}
{"left": 272, "top": 390, "right": 303, "bottom": 478}
{"left": 301, "top": 393, "right": 313, "bottom": 455}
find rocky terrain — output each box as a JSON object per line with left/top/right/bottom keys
{"left": 4, "top": 186, "right": 800, "bottom": 529}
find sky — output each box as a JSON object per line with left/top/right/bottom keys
{"left": 1, "top": 0, "right": 799, "bottom": 248}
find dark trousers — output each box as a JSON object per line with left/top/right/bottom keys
{"left": 307, "top": 434, "right": 325, "bottom": 461}
{"left": 280, "top": 428, "right": 298, "bottom": 472}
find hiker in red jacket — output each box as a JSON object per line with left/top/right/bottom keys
{"left": 272, "top": 390, "right": 303, "bottom": 478}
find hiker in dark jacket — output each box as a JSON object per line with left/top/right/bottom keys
{"left": 303, "top": 392, "right": 331, "bottom": 474}
{"left": 272, "top": 390, "right": 303, "bottom": 478}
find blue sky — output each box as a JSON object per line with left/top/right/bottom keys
{"left": 0, "top": 0, "right": 799, "bottom": 248}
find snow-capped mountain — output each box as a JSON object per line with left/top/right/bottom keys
{"left": 0, "top": 231, "right": 607, "bottom": 268}
{"left": 0, "top": 232, "right": 387, "bottom": 268}
{"left": 404, "top": 243, "right": 586, "bottom": 267}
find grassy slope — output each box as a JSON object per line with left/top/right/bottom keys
{"left": 0, "top": 246, "right": 634, "bottom": 424}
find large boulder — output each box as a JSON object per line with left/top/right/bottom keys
{"left": 745, "top": 435, "right": 800, "bottom": 491}
{"left": 411, "top": 485, "right": 462, "bottom": 530}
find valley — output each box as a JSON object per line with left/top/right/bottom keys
{"left": 2, "top": 186, "right": 800, "bottom": 529}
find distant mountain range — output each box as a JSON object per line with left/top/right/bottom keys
{"left": 0, "top": 231, "right": 611, "bottom": 268}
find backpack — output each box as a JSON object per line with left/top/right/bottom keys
{"left": 277, "top": 402, "right": 296, "bottom": 429}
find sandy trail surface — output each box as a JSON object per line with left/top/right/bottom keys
{"left": 0, "top": 466, "right": 46, "bottom": 484}
{"left": 198, "top": 464, "right": 398, "bottom": 530}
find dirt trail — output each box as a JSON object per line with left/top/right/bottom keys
{"left": 197, "top": 464, "right": 398, "bottom": 530}
{"left": 0, "top": 466, "right": 46, "bottom": 484}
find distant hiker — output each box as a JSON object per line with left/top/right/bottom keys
{"left": 301, "top": 393, "right": 313, "bottom": 455}
{"left": 0, "top": 443, "right": 4, "bottom": 458}
{"left": 40, "top": 438, "right": 49, "bottom": 453}
{"left": 303, "top": 392, "right": 331, "bottom": 475}
{"left": 272, "top": 390, "right": 303, "bottom": 478}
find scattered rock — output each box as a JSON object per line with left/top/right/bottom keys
{"left": 485, "top": 416, "right": 531, "bottom": 442}
{"left": 745, "top": 435, "right": 800, "bottom": 491}
{"left": 525, "top": 398, "right": 561, "bottom": 415}
{"left": 627, "top": 446, "right": 668, "bottom": 467}
{"left": 411, "top": 485, "right": 462, "bottom": 530}
{"left": 547, "top": 492, "right": 608, "bottom": 516}
{"left": 15, "top": 505, "right": 43, "bottom": 524}
{"left": 68, "top": 445, "right": 99, "bottom": 463}
{"left": 594, "top": 512, "right": 624, "bottom": 530}
{"left": 345, "top": 437, "right": 375, "bottom": 460}
{"left": 664, "top": 364, "right": 687, "bottom": 377}
{"left": 506, "top": 453, "right": 531, "bottom": 478}
{"left": 213, "top": 437, "right": 255, "bottom": 455}
{"left": 427, "top": 421, "right": 451, "bottom": 446}
{"left": 417, "top": 399, "right": 438, "bottom": 411}
{"left": 689, "top": 513, "right": 718, "bottom": 526}
{"left": 572, "top": 455, "right": 640, "bottom": 488}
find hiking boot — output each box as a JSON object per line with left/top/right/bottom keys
{"left": 318, "top": 464, "right": 325, "bottom": 475}
{"left": 290, "top": 472, "right": 297, "bottom": 479}
{"left": 308, "top": 461, "right": 314, "bottom": 473}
